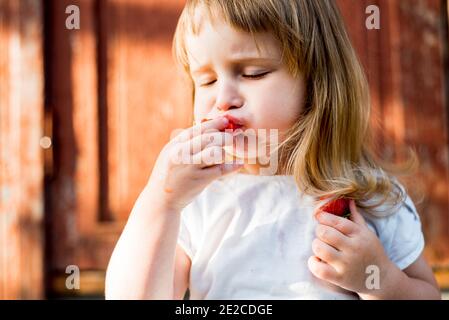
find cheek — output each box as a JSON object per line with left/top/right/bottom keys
{"left": 254, "top": 80, "right": 304, "bottom": 130}
{"left": 193, "top": 93, "right": 211, "bottom": 120}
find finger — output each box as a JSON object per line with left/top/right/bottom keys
{"left": 307, "top": 256, "right": 338, "bottom": 282}
{"left": 192, "top": 145, "right": 226, "bottom": 168}
{"left": 315, "top": 224, "right": 349, "bottom": 249}
{"left": 349, "top": 199, "right": 367, "bottom": 226}
{"left": 188, "top": 131, "right": 234, "bottom": 154}
{"left": 175, "top": 117, "right": 229, "bottom": 142}
{"left": 314, "top": 210, "right": 358, "bottom": 237}
{"left": 312, "top": 238, "right": 341, "bottom": 263}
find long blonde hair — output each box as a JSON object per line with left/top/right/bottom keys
{"left": 172, "top": 0, "right": 418, "bottom": 216}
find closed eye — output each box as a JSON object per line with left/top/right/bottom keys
{"left": 198, "top": 71, "right": 271, "bottom": 87}
{"left": 242, "top": 71, "right": 271, "bottom": 79}
{"left": 200, "top": 79, "right": 217, "bottom": 87}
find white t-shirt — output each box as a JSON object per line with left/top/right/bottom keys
{"left": 177, "top": 173, "right": 425, "bottom": 300}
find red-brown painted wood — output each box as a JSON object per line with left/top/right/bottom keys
{"left": 0, "top": 0, "right": 45, "bottom": 299}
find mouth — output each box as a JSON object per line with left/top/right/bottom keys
{"left": 200, "top": 115, "right": 270, "bottom": 161}
{"left": 222, "top": 114, "right": 244, "bottom": 131}
{"left": 201, "top": 114, "right": 245, "bottom": 132}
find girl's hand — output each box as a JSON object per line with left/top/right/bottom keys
{"left": 308, "top": 200, "right": 394, "bottom": 295}
{"left": 145, "top": 116, "right": 242, "bottom": 213}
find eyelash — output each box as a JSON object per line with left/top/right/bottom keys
{"left": 200, "top": 71, "right": 271, "bottom": 87}
{"left": 242, "top": 71, "right": 271, "bottom": 79}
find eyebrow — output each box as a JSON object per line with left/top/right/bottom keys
{"left": 191, "top": 57, "right": 280, "bottom": 76}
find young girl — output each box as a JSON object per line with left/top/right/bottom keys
{"left": 105, "top": 0, "right": 440, "bottom": 299}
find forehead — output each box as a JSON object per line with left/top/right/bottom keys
{"left": 185, "top": 12, "right": 281, "bottom": 69}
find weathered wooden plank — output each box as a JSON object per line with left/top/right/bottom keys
{"left": 70, "top": 0, "right": 100, "bottom": 238}
{"left": 0, "top": 0, "right": 44, "bottom": 299}
{"left": 47, "top": 0, "right": 80, "bottom": 272}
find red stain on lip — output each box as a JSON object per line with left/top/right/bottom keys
{"left": 201, "top": 115, "right": 244, "bottom": 131}
{"left": 223, "top": 115, "right": 244, "bottom": 131}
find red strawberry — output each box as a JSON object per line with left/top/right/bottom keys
{"left": 320, "top": 198, "right": 351, "bottom": 218}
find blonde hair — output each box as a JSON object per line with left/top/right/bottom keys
{"left": 172, "top": 0, "right": 418, "bottom": 216}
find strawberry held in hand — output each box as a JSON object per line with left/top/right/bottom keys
{"left": 319, "top": 198, "right": 351, "bottom": 218}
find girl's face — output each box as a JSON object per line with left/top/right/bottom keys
{"left": 187, "top": 18, "right": 305, "bottom": 130}
{"left": 186, "top": 16, "right": 305, "bottom": 172}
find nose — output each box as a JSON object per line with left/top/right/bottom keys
{"left": 214, "top": 79, "right": 244, "bottom": 112}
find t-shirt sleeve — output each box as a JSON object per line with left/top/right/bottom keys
{"left": 365, "top": 194, "right": 425, "bottom": 270}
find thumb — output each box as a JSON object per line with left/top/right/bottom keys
{"left": 349, "top": 199, "right": 367, "bottom": 226}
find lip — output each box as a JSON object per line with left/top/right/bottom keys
{"left": 222, "top": 114, "right": 245, "bottom": 130}
{"left": 200, "top": 114, "right": 246, "bottom": 131}
{"left": 223, "top": 114, "right": 244, "bottom": 125}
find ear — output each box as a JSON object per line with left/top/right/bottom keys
{"left": 349, "top": 199, "right": 367, "bottom": 226}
